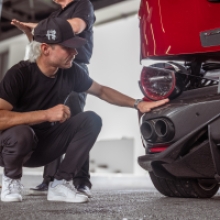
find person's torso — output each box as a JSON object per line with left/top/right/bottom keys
{"left": 2, "top": 61, "right": 91, "bottom": 130}
{"left": 50, "top": 0, "right": 96, "bottom": 64}
{"left": 13, "top": 62, "right": 77, "bottom": 112}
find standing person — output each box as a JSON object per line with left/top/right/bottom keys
{"left": 0, "top": 17, "right": 169, "bottom": 203}
{"left": 11, "top": 0, "right": 96, "bottom": 197}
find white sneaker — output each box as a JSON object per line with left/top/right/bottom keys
{"left": 1, "top": 174, "right": 23, "bottom": 202}
{"left": 47, "top": 180, "right": 88, "bottom": 203}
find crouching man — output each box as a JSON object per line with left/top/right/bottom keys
{"left": 0, "top": 17, "right": 169, "bottom": 203}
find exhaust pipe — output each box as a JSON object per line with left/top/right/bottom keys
{"left": 154, "top": 119, "right": 175, "bottom": 141}
{"left": 140, "top": 121, "right": 157, "bottom": 142}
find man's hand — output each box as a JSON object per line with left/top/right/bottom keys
{"left": 11, "top": 19, "right": 34, "bottom": 33}
{"left": 45, "top": 104, "right": 71, "bottom": 123}
{"left": 11, "top": 19, "right": 38, "bottom": 42}
{"left": 137, "top": 99, "right": 169, "bottom": 113}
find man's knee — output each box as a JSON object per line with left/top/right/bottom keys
{"left": 1, "top": 125, "right": 37, "bottom": 155}
{"left": 84, "top": 111, "right": 102, "bottom": 133}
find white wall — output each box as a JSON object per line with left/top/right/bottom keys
{"left": 0, "top": 34, "right": 28, "bottom": 70}
{"left": 0, "top": 15, "right": 147, "bottom": 174}
{"left": 90, "top": 138, "right": 134, "bottom": 173}
{"left": 86, "top": 15, "right": 145, "bottom": 174}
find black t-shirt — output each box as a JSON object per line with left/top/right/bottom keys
{"left": 0, "top": 61, "right": 93, "bottom": 129}
{"left": 49, "top": 0, "right": 96, "bottom": 64}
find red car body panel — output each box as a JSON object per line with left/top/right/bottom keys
{"left": 139, "top": 0, "right": 220, "bottom": 60}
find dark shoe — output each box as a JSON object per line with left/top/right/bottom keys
{"left": 29, "top": 182, "right": 48, "bottom": 196}
{"left": 76, "top": 185, "right": 92, "bottom": 198}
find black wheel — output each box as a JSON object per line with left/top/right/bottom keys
{"left": 149, "top": 172, "right": 219, "bottom": 198}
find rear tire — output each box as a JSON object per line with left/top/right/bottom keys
{"left": 149, "top": 172, "right": 219, "bottom": 198}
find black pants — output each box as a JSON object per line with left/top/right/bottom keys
{"left": 0, "top": 111, "right": 102, "bottom": 181}
{"left": 44, "top": 63, "right": 91, "bottom": 187}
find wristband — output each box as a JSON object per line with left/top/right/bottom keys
{"left": 134, "top": 99, "right": 143, "bottom": 110}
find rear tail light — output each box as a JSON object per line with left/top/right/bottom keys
{"left": 139, "top": 63, "right": 186, "bottom": 101}
{"left": 148, "top": 144, "right": 169, "bottom": 153}
{"left": 139, "top": 66, "right": 176, "bottom": 101}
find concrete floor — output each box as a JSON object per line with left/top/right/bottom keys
{"left": 0, "top": 174, "right": 220, "bottom": 220}
{"left": 1, "top": 188, "right": 220, "bottom": 220}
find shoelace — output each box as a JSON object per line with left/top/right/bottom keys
{"left": 63, "top": 181, "right": 77, "bottom": 193}
{"left": 9, "top": 179, "right": 23, "bottom": 194}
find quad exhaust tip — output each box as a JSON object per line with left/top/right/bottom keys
{"left": 140, "top": 121, "right": 157, "bottom": 142}
{"left": 141, "top": 118, "right": 175, "bottom": 142}
{"left": 155, "top": 119, "right": 168, "bottom": 138}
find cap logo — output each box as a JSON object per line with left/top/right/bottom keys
{"left": 46, "top": 30, "right": 56, "bottom": 40}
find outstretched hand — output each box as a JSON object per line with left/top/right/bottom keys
{"left": 11, "top": 19, "right": 36, "bottom": 34}
{"left": 137, "top": 98, "right": 169, "bottom": 113}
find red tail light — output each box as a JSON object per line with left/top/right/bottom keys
{"left": 140, "top": 66, "right": 176, "bottom": 101}
{"left": 149, "top": 144, "right": 169, "bottom": 153}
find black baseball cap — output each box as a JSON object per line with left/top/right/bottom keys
{"left": 33, "top": 17, "right": 87, "bottom": 49}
